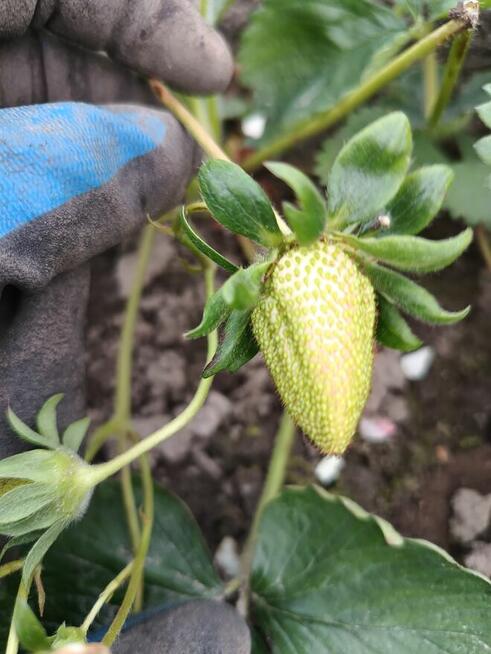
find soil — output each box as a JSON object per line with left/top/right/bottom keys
{"left": 85, "top": 214, "right": 491, "bottom": 570}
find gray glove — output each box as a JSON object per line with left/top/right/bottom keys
{"left": 112, "top": 600, "right": 251, "bottom": 654}
{"left": 0, "top": 1, "right": 233, "bottom": 457}
{"left": 0, "top": 0, "right": 232, "bottom": 104}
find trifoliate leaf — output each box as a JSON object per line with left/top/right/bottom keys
{"left": 199, "top": 160, "right": 283, "bottom": 247}
{"left": 251, "top": 486, "right": 491, "bottom": 654}
{"left": 203, "top": 310, "right": 259, "bottom": 377}
{"left": 7, "top": 408, "right": 54, "bottom": 450}
{"left": 265, "top": 162, "right": 326, "bottom": 244}
{"left": 239, "top": 0, "right": 406, "bottom": 142}
{"left": 364, "top": 262, "right": 470, "bottom": 325}
{"left": 346, "top": 229, "right": 472, "bottom": 273}
{"left": 177, "top": 208, "right": 238, "bottom": 273}
{"left": 327, "top": 112, "right": 412, "bottom": 227}
{"left": 36, "top": 393, "right": 63, "bottom": 446}
{"left": 62, "top": 417, "right": 91, "bottom": 454}
{"left": 384, "top": 165, "right": 454, "bottom": 235}
{"left": 376, "top": 295, "right": 423, "bottom": 352}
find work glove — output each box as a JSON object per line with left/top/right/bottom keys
{"left": 0, "top": 4, "right": 249, "bottom": 653}
{"left": 0, "top": 0, "right": 233, "bottom": 458}
{"left": 110, "top": 600, "right": 251, "bottom": 654}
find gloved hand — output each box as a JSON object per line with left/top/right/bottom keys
{"left": 109, "top": 600, "right": 251, "bottom": 654}
{"left": 0, "top": 6, "right": 249, "bottom": 653}
{"left": 0, "top": 1, "right": 233, "bottom": 457}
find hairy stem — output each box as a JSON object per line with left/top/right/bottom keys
{"left": 242, "top": 18, "right": 468, "bottom": 171}
{"left": 81, "top": 561, "right": 134, "bottom": 634}
{"left": 428, "top": 28, "right": 473, "bottom": 129}
{"left": 423, "top": 52, "right": 439, "bottom": 120}
{"left": 476, "top": 225, "right": 491, "bottom": 271}
{"left": 0, "top": 559, "right": 23, "bottom": 580}
{"left": 114, "top": 225, "right": 157, "bottom": 424}
{"left": 88, "top": 267, "right": 217, "bottom": 486}
{"left": 151, "top": 80, "right": 228, "bottom": 161}
{"left": 102, "top": 453, "right": 154, "bottom": 648}
{"left": 6, "top": 580, "right": 31, "bottom": 654}
{"left": 86, "top": 225, "right": 157, "bottom": 460}
{"left": 237, "top": 412, "right": 296, "bottom": 616}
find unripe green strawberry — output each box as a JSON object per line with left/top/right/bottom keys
{"left": 252, "top": 239, "right": 376, "bottom": 454}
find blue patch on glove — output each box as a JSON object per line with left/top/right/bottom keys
{"left": 0, "top": 102, "right": 166, "bottom": 239}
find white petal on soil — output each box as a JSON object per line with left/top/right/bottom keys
{"left": 242, "top": 113, "right": 266, "bottom": 140}
{"left": 214, "top": 536, "right": 241, "bottom": 579}
{"left": 359, "top": 416, "right": 396, "bottom": 444}
{"left": 315, "top": 455, "right": 345, "bottom": 486}
{"left": 400, "top": 346, "right": 435, "bottom": 381}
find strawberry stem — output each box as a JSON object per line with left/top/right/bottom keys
{"left": 242, "top": 18, "right": 469, "bottom": 172}
{"left": 237, "top": 411, "right": 296, "bottom": 617}
{"left": 428, "top": 27, "right": 474, "bottom": 129}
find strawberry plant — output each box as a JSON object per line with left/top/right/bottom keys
{"left": 2, "top": 2, "right": 491, "bottom": 653}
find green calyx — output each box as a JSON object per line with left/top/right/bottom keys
{"left": 0, "top": 396, "right": 95, "bottom": 583}
{"left": 186, "top": 111, "right": 471, "bottom": 452}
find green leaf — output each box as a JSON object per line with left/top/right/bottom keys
{"left": 239, "top": 0, "right": 406, "bottom": 142}
{"left": 186, "top": 288, "right": 231, "bottom": 340}
{"left": 7, "top": 408, "right": 53, "bottom": 450}
{"left": 445, "top": 142, "right": 491, "bottom": 228}
{"left": 265, "top": 162, "right": 326, "bottom": 244}
{"left": 475, "top": 135, "right": 491, "bottom": 166}
{"left": 222, "top": 262, "right": 270, "bottom": 311}
{"left": 0, "top": 450, "right": 54, "bottom": 483}
{"left": 203, "top": 310, "right": 259, "bottom": 377}
{"left": 177, "top": 208, "right": 239, "bottom": 273}
{"left": 187, "top": 262, "right": 269, "bottom": 339}
{"left": 36, "top": 394, "right": 63, "bottom": 446}
{"left": 477, "top": 99, "right": 491, "bottom": 130}
{"left": 345, "top": 228, "right": 472, "bottom": 273}
{"left": 14, "top": 599, "right": 52, "bottom": 652}
{"left": 39, "top": 481, "right": 222, "bottom": 633}
{"left": 327, "top": 112, "right": 412, "bottom": 227}
{"left": 315, "top": 107, "right": 388, "bottom": 184}
{"left": 395, "top": 0, "right": 459, "bottom": 20}
{"left": 364, "top": 262, "right": 470, "bottom": 325}
{"left": 199, "top": 160, "right": 282, "bottom": 247}
{"left": 0, "top": 532, "right": 44, "bottom": 565}
{"left": 62, "top": 417, "right": 90, "bottom": 453}
{"left": 0, "top": 570, "right": 19, "bottom": 649}
{"left": 251, "top": 486, "right": 491, "bottom": 654}
{"left": 376, "top": 295, "right": 423, "bottom": 352}
{"left": 384, "top": 165, "right": 454, "bottom": 235}
{"left": 0, "top": 482, "right": 56, "bottom": 525}
{"left": 22, "top": 519, "right": 67, "bottom": 584}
